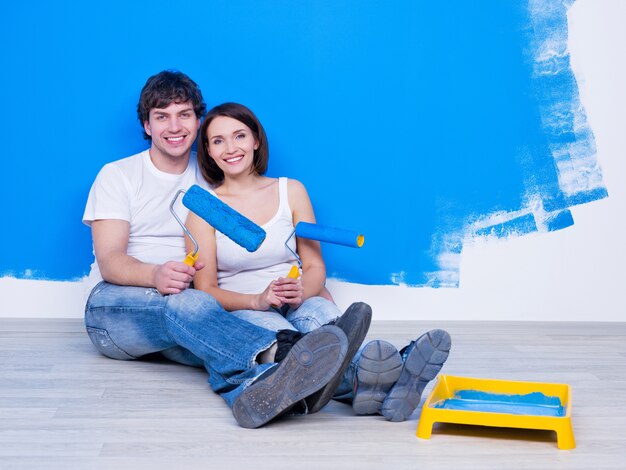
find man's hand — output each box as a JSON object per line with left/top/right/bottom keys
{"left": 153, "top": 261, "right": 204, "bottom": 295}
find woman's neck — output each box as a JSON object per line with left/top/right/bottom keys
{"left": 217, "top": 172, "right": 266, "bottom": 197}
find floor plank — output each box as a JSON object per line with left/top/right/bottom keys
{"left": 0, "top": 319, "right": 625, "bottom": 469}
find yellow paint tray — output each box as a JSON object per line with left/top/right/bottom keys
{"left": 416, "top": 375, "right": 575, "bottom": 449}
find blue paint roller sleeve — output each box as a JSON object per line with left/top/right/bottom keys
{"left": 182, "top": 185, "right": 266, "bottom": 252}
{"left": 295, "top": 222, "right": 364, "bottom": 248}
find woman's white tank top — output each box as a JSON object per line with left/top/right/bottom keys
{"left": 215, "top": 177, "right": 298, "bottom": 294}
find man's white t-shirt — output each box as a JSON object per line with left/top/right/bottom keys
{"left": 82, "top": 150, "right": 208, "bottom": 295}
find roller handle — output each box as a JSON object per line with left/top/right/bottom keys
{"left": 286, "top": 265, "right": 300, "bottom": 279}
{"left": 184, "top": 252, "right": 199, "bottom": 267}
{"left": 170, "top": 189, "right": 200, "bottom": 267}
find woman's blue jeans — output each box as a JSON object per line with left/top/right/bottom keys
{"left": 84, "top": 282, "right": 278, "bottom": 406}
{"left": 229, "top": 296, "right": 357, "bottom": 399}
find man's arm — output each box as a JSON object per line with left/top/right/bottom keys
{"left": 92, "top": 219, "right": 201, "bottom": 295}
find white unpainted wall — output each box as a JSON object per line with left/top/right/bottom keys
{"left": 1, "top": 0, "right": 624, "bottom": 320}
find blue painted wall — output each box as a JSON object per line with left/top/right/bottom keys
{"left": 1, "top": 0, "right": 605, "bottom": 286}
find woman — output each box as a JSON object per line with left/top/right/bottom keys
{"left": 187, "top": 102, "right": 340, "bottom": 332}
{"left": 186, "top": 103, "right": 451, "bottom": 421}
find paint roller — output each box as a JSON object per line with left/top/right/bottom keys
{"left": 284, "top": 222, "right": 365, "bottom": 278}
{"left": 169, "top": 184, "right": 267, "bottom": 266}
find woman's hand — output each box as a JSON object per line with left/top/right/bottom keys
{"left": 253, "top": 281, "right": 284, "bottom": 311}
{"left": 273, "top": 277, "right": 304, "bottom": 309}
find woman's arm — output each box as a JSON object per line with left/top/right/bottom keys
{"left": 185, "top": 211, "right": 281, "bottom": 311}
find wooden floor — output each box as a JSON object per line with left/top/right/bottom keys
{"left": 1, "top": 319, "right": 625, "bottom": 469}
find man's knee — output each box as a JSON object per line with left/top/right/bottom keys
{"left": 86, "top": 282, "right": 163, "bottom": 310}
{"left": 166, "top": 289, "right": 223, "bottom": 319}
{"left": 86, "top": 326, "right": 136, "bottom": 360}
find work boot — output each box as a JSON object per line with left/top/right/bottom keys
{"left": 381, "top": 329, "right": 451, "bottom": 422}
{"left": 305, "top": 302, "right": 372, "bottom": 413}
{"left": 352, "top": 340, "right": 403, "bottom": 415}
{"left": 232, "top": 325, "right": 347, "bottom": 428}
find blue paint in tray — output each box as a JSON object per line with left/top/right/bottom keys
{"left": 433, "top": 390, "right": 564, "bottom": 417}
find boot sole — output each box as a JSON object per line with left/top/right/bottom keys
{"left": 381, "top": 329, "right": 451, "bottom": 422}
{"left": 352, "top": 340, "right": 403, "bottom": 415}
{"left": 232, "top": 325, "right": 348, "bottom": 428}
{"left": 306, "top": 302, "right": 372, "bottom": 413}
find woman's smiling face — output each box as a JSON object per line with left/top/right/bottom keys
{"left": 206, "top": 116, "right": 259, "bottom": 178}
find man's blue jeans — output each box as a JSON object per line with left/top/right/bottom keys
{"left": 84, "top": 282, "right": 278, "bottom": 406}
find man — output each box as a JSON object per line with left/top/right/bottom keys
{"left": 82, "top": 70, "right": 371, "bottom": 428}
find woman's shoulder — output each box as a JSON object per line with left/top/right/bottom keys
{"left": 285, "top": 178, "right": 312, "bottom": 211}
{"left": 285, "top": 177, "right": 307, "bottom": 193}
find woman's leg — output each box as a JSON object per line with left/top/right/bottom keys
{"left": 284, "top": 296, "right": 341, "bottom": 333}
{"left": 228, "top": 309, "right": 296, "bottom": 332}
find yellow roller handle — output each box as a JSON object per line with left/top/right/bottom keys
{"left": 184, "top": 252, "right": 198, "bottom": 267}
{"left": 287, "top": 265, "right": 300, "bottom": 279}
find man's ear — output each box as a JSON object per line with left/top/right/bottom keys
{"left": 144, "top": 120, "right": 152, "bottom": 137}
